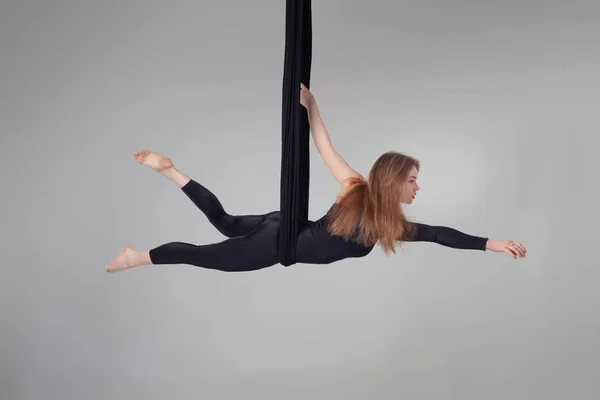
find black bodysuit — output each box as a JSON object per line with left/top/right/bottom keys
{"left": 149, "top": 180, "right": 488, "bottom": 271}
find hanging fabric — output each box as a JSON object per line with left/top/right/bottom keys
{"left": 278, "top": 0, "right": 312, "bottom": 266}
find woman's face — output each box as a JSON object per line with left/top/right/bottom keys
{"left": 401, "top": 166, "right": 420, "bottom": 204}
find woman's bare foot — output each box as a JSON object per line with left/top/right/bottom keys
{"left": 132, "top": 150, "right": 174, "bottom": 173}
{"left": 105, "top": 246, "right": 137, "bottom": 273}
{"left": 131, "top": 149, "right": 191, "bottom": 188}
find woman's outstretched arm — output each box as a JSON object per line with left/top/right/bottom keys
{"left": 300, "top": 83, "right": 363, "bottom": 185}
{"left": 407, "top": 223, "right": 527, "bottom": 259}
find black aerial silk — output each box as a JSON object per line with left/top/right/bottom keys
{"left": 278, "top": 0, "right": 312, "bottom": 266}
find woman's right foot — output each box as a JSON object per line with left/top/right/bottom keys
{"left": 132, "top": 150, "right": 174, "bottom": 173}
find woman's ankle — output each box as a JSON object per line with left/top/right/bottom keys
{"left": 163, "top": 168, "right": 191, "bottom": 188}
{"left": 130, "top": 251, "right": 152, "bottom": 268}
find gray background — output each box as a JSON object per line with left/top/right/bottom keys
{"left": 1, "top": 0, "right": 598, "bottom": 399}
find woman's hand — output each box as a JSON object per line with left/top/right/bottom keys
{"left": 486, "top": 239, "right": 527, "bottom": 259}
{"left": 300, "top": 83, "right": 314, "bottom": 109}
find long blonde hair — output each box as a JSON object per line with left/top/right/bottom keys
{"left": 326, "top": 151, "right": 420, "bottom": 255}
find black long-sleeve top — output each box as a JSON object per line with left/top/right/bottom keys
{"left": 295, "top": 204, "right": 488, "bottom": 265}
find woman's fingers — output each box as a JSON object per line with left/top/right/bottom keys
{"left": 506, "top": 247, "right": 518, "bottom": 259}
{"left": 510, "top": 242, "right": 526, "bottom": 257}
{"left": 506, "top": 242, "right": 526, "bottom": 258}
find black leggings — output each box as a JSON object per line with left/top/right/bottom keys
{"left": 149, "top": 180, "right": 281, "bottom": 272}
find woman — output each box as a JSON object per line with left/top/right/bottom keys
{"left": 105, "top": 84, "right": 526, "bottom": 273}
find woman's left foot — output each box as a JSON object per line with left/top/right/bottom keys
{"left": 106, "top": 246, "right": 136, "bottom": 273}
{"left": 132, "top": 150, "right": 174, "bottom": 173}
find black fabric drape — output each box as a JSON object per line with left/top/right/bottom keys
{"left": 278, "top": 0, "right": 312, "bottom": 266}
